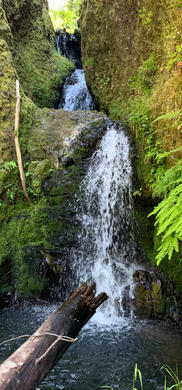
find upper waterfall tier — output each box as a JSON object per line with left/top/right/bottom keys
{"left": 55, "top": 30, "right": 82, "bottom": 68}
{"left": 58, "top": 69, "right": 95, "bottom": 111}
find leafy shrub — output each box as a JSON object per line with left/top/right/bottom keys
{"left": 49, "top": 0, "right": 81, "bottom": 32}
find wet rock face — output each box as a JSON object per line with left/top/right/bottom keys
{"left": 58, "top": 31, "right": 81, "bottom": 68}
{"left": 28, "top": 110, "right": 109, "bottom": 301}
{"left": 0, "top": 109, "right": 109, "bottom": 304}
{"left": 28, "top": 109, "right": 108, "bottom": 167}
{"left": 0, "top": 0, "right": 73, "bottom": 113}
{"left": 56, "top": 30, "right": 82, "bottom": 68}
{"left": 132, "top": 269, "right": 182, "bottom": 325}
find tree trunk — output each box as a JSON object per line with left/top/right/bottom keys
{"left": 0, "top": 283, "right": 107, "bottom": 390}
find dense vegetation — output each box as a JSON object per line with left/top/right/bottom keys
{"left": 79, "top": 0, "right": 182, "bottom": 282}
{"left": 0, "top": 0, "right": 75, "bottom": 299}
{"left": 49, "top": 0, "right": 81, "bottom": 32}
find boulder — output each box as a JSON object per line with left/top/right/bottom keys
{"left": 0, "top": 108, "right": 109, "bottom": 303}
{"left": 133, "top": 269, "right": 182, "bottom": 325}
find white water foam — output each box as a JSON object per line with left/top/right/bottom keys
{"left": 74, "top": 125, "right": 138, "bottom": 326}
{"left": 59, "top": 69, "right": 95, "bottom": 111}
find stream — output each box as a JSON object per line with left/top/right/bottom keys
{"left": 0, "top": 33, "right": 182, "bottom": 389}
{"left": 0, "top": 305, "right": 182, "bottom": 389}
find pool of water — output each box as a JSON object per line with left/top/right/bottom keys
{"left": 0, "top": 304, "right": 182, "bottom": 390}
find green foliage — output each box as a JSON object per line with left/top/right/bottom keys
{"left": 91, "top": 364, "right": 182, "bottom": 390}
{"left": 25, "top": 160, "right": 54, "bottom": 198}
{"left": 84, "top": 57, "right": 95, "bottom": 67}
{"left": 95, "top": 71, "right": 110, "bottom": 91}
{"left": 127, "top": 56, "right": 182, "bottom": 268}
{"left": 33, "top": 51, "right": 74, "bottom": 107}
{"left": 129, "top": 96, "right": 151, "bottom": 133}
{"left": 49, "top": 0, "right": 81, "bottom": 32}
{"left": 172, "top": 0, "right": 182, "bottom": 8}
{"left": 133, "top": 188, "right": 142, "bottom": 197}
{"left": 132, "top": 363, "right": 143, "bottom": 390}
{"left": 0, "top": 160, "right": 17, "bottom": 173}
{"left": 138, "top": 7, "right": 152, "bottom": 25}
{"left": 167, "top": 45, "right": 182, "bottom": 70}
{"left": 0, "top": 160, "right": 19, "bottom": 204}
{"left": 149, "top": 161, "right": 182, "bottom": 265}
{"left": 128, "top": 56, "right": 157, "bottom": 134}
{"left": 126, "top": 56, "right": 173, "bottom": 192}
{"left": 153, "top": 110, "right": 182, "bottom": 132}
{"left": 99, "top": 387, "right": 114, "bottom": 390}
{"left": 0, "top": 158, "right": 55, "bottom": 204}
{"left": 129, "top": 56, "right": 157, "bottom": 95}
{"left": 161, "top": 365, "right": 182, "bottom": 390}
{"left": 152, "top": 160, "right": 182, "bottom": 197}
{"left": 153, "top": 110, "right": 182, "bottom": 124}
{"left": 132, "top": 364, "right": 182, "bottom": 390}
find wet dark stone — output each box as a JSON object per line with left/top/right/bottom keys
{"left": 132, "top": 268, "right": 182, "bottom": 324}
{"left": 122, "top": 285, "right": 131, "bottom": 317}
{"left": 56, "top": 30, "right": 82, "bottom": 68}
{"left": 133, "top": 269, "right": 152, "bottom": 284}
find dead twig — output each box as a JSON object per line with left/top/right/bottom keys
{"left": 14, "top": 79, "right": 30, "bottom": 202}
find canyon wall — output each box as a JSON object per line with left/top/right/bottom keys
{"left": 80, "top": 0, "right": 182, "bottom": 289}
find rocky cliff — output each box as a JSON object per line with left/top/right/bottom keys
{"left": 79, "top": 0, "right": 182, "bottom": 289}
{"left": 80, "top": 0, "right": 182, "bottom": 174}
{"left": 0, "top": 0, "right": 75, "bottom": 301}
{"left": 0, "top": 0, "right": 74, "bottom": 162}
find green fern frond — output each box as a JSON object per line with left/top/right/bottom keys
{"left": 153, "top": 160, "right": 182, "bottom": 197}
{"left": 156, "top": 235, "right": 180, "bottom": 265}
{"left": 157, "top": 199, "right": 182, "bottom": 235}
{"left": 149, "top": 162, "right": 182, "bottom": 265}
{"left": 153, "top": 109, "right": 182, "bottom": 123}
{"left": 163, "top": 218, "right": 182, "bottom": 239}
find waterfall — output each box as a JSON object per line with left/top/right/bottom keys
{"left": 58, "top": 69, "right": 95, "bottom": 111}
{"left": 55, "top": 34, "right": 61, "bottom": 54}
{"left": 73, "top": 124, "right": 138, "bottom": 324}
{"left": 56, "top": 31, "right": 138, "bottom": 324}
{"left": 55, "top": 31, "right": 82, "bottom": 68}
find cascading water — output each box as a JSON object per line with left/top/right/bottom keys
{"left": 58, "top": 69, "right": 95, "bottom": 111}
{"left": 56, "top": 32, "right": 138, "bottom": 322}
{"left": 1, "top": 31, "right": 182, "bottom": 390}
{"left": 73, "top": 124, "right": 139, "bottom": 323}
{"left": 55, "top": 34, "right": 61, "bottom": 55}
{"left": 55, "top": 31, "right": 82, "bottom": 68}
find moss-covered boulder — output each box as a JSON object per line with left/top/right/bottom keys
{"left": 0, "top": 109, "right": 109, "bottom": 304}
{"left": 133, "top": 269, "right": 182, "bottom": 324}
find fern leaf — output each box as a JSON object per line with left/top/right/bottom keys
{"left": 157, "top": 204, "right": 181, "bottom": 235}
{"left": 173, "top": 237, "right": 179, "bottom": 253}
{"left": 153, "top": 110, "right": 182, "bottom": 123}
{"left": 163, "top": 219, "right": 182, "bottom": 239}
{"left": 156, "top": 240, "right": 169, "bottom": 265}
{"left": 149, "top": 164, "right": 182, "bottom": 264}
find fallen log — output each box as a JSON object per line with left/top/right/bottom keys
{"left": 0, "top": 283, "right": 107, "bottom": 390}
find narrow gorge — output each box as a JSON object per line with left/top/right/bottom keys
{"left": 0, "top": 0, "right": 182, "bottom": 388}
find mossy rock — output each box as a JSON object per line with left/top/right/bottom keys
{"left": 134, "top": 285, "right": 153, "bottom": 319}
{"left": 152, "top": 279, "right": 162, "bottom": 315}
{"left": 2, "top": 0, "right": 74, "bottom": 108}
{"left": 0, "top": 109, "right": 109, "bottom": 302}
